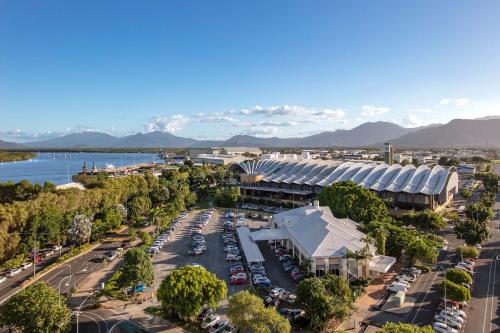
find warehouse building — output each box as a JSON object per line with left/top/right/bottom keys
{"left": 229, "top": 159, "right": 458, "bottom": 211}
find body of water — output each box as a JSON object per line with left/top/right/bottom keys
{"left": 0, "top": 152, "right": 163, "bottom": 185}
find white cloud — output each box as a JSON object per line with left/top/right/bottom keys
{"left": 145, "top": 114, "right": 189, "bottom": 133}
{"left": 257, "top": 121, "right": 298, "bottom": 127}
{"left": 311, "top": 108, "right": 346, "bottom": 119}
{"left": 361, "top": 105, "right": 390, "bottom": 116}
{"left": 239, "top": 105, "right": 308, "bottom": 116}
{"left": 440, "top": 98, "right": 451, "bottom": 105}
{"left": 192, "top": 112, "right": 237, "bottom": 123}
{"left": 241, "top": 126, "right": 279, "bottom": 137}
{"left": 401, "top": 114, "right": 425, "bottom": 128}
{"left": 454, "top": 98, "right": 470, "bottom": 107}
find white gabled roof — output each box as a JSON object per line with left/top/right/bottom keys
{"left": 235, "top": 159, "right": 455, "bottom": 195}
{"left": 272, "top": 206, "right": 368, "bottom": 258}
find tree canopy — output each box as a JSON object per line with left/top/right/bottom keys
{"left": 119, "top": 248, "right": 155, "bottom": 288}
{"left": 228, "top": 291, "right": 290, "bottom": 333}
{"left": 214, "top": 186, "right": 241, "bottom": 208}
{"left": 454, "top": 219, "right": 490, "bottom": 245}
{"left": 0, "top": 282, "right": 71, "bottom": 333}
{"left": 157, "top": 266, "right": 227, "bottom": 319}
{"left": 446, "top": 268, "right": 473, "bottom": 286}
{"left": 401, "top": 210, "right": 446, "bottom": 231}
{"left": 318, "top": 181, "right": 390, "bottom": 223}
{"left": 438, "top": 280, "right": 471, "bottom": 302}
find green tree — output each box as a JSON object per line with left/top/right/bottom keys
{"left": 438, "top": 280, "right": 471, "bottom": 302}
{"left": 465, "top": 203, "right": 494, "bottom": 223}
{"left": 214, "top": 187, "right": 241, "bottom": 208}
{"left": 318, "top": 181, "right": 390, "bottom": 223}
{"left": 157, "top": 266, "right": 227, "bottom": 319}
{"left": 446, "top": 268, "right": 473, "bottom": 286}
{"left": 150, "top": 186, "right": 170, "bottom": 206}
{"left": 296, "top": 278, "right": 335, "bottom": 329}
{"left": 128, "top": 195, "right": 152, "bottom": 220}
{"left": 402, "top": 210, "right": 446, "bottom": 231}
{"left": 455, "top": 220, "right": 490, "bottom": 245}
{"left": 0, "top": 282, "right": 71, "bottom": 333}
{"left": 228, "top": 291, "right": 290, "bottom": 333}
{"left": 119, "top": 248, "right": 155, "bottom": 288}
{"left": 400, "top": 159, "right": 410, "bottom": 167}
{"left": 380, "top": 322, "right": 434, "bottom": 333}
{"left": 460, "top": 188, "right": 472, "bottom": 199}
{"left": 456, "top": 245, "right": 479, "bottom": 259}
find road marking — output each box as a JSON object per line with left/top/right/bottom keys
{"left": 482, "top": 254, "right": 495, "bottom": 333}
{"left": 489, "top": 255, "right": 497, "bottom": 333}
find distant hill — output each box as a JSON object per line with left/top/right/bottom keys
{"left": 26, "top": 132, "right": 120, "bottom": 148}
{"left": 392, "top": 119, "right": 500, "bottom": 148}
{"left": 0, "top": 140, "right": 24, "bottom": 149}
{"left": 17, "top": 118, "right": 500, "bottom": 148}
{"left": 113, "top": 131, "right": 197, "bottom": 148}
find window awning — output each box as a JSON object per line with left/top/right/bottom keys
{"left": 368, "top": 255, "right": 396, "bottom": 273}
{"left": 251, "top": 228, "right": 288, "bottom": 241}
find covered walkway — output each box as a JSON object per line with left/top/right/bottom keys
{"left": 236, "top": 226, "right": 265, "bottom": 264}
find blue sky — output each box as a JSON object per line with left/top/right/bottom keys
{"left": 1, "top": 0, "right": 499, "bottom": 142}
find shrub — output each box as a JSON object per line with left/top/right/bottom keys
{"left": 456, "top": 245, "right": 479, "bottom": 259}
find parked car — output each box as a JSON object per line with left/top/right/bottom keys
{"left": 6, "top": 268, "right": 22, "bottom": 277}
{"left": 264, "top": 296, "right": 280, "bottom": 308}
{"left": 231, "top": 272, "right": 248, "bottom": 280}
{"left": 0, "top": 276, "right": 7, "bottom": 283}
{"left": 432, "top": 322, "right": 458, "bottom": 333}
{"left": 396, "top": 274, "right": 416, "bottom": 283}
{"left": 434, "top": 314, "right": 462, "bottom": 329}
{"left": 229, "top": 265, "right": 245, "bottom": 274}
{"left": 197, "top": 308, "right": 213, "bottom": 322}
{"left": 387, "top": 283, "right": 407, "bottom": 293}
{"left": 393, "top": 280, "right": 410, "bottom": 288}
{"left": 220, "top": 323, "right": 235, "bottom": 333}
{"left": 279, "top": 291, "right": 297, "bottom": 304}
{"left": 22, "top": 262, "right": 33, "bottom": 270}
{"left": 201, "top": 314, "right": 220, "bottom": 329}
{"left": 209, "top": 320, "right": 228, "bottom": 333}
{"left": 226, "top": 253, "right": 241, "bottom": 261}
{"left": 269, "top": 287, "right": 285, "bottom": 298}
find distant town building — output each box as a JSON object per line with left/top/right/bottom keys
{"left": 189, "top": 147, "right": 262, "bottom": 158}
{"left": 384, "top": 142, "right": 394, "bottom": 165}
{"left": 230, "top": 159, "right": 458, "bottom": 211}
{"left": 194, "top": 154, "right": 247, "bottom": 165}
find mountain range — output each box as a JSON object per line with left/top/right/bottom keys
{"left": 0, "top": 118, "right": 499, "bottom": 149}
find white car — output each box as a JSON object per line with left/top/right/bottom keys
{"left": 0, "top": 276, "right": 6, "bottom": 283}
{"left": 226, "top": 253, "right": 241, "bottom": 261}
{"left": 396, "top": 274, "right": 416, "bottom": 283}
{"left": 433, "top": 322, "right": 458, "bottom": 333}
{"left": 209, "top": 320, "right": 228, "bottom": 333}
{"left": 440, "top": 309, "right": 466, "bottom": 320}
{"left": 269, "top": 287, "right": 285, "bottom": 298}
{"left": 22, "top": 262, "right": 33, "bottom": 270}
{"left": 53, "top": 245, "right": 62, "bottom": 251}
{"left": 392, "top": 280, "right": 410, "bottom": 288}
{"left": 201, "top": 314, "right": 220, "bottom": 329}
{"left": 6, "top": 268, "right": 22, "bottom": 277}
{"left": 434, "top": 314, "right": 463, "bottom": 329}
{"left": 225, "top": 245, "right": 239, "bottom": 252}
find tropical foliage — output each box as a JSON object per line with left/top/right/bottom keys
{"left": 380, "top": 322, "right": 434, "bottom": 333}
{"left": 228, "top": 291, "right": 290, "bottom": 333}
{"left": 437, "top": 280, "right": 471, "bottom": 302}
{"left": 157, "top": 266, "right": 227, "bottom": 319}
{"left": 0, "top": 282, "right": 71, "bottom": 333}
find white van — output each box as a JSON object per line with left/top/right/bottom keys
{"left": 387, "top": 283, "right": 407, "bottom": 293}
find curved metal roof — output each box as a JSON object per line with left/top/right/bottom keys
{"left": 235, "top": 159, "right": 455, "bottom": 195}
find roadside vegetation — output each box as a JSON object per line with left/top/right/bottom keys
{"left": 0, "top": 281, "right": 71, "bottom": 333}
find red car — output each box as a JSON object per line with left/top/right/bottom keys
{"left": 231, "top": 278, "right": 248, "bottom": 285}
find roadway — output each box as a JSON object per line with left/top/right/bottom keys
{"left": 464, "top": 194, "right": 500, "bottom": 333}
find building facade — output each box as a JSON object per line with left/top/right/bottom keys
{"left": 229, "top": 159, "right": 458, "bottom": 211}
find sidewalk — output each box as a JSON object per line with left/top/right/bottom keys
{"left": 338, "top": 272, "right": 395, "bottom": 331}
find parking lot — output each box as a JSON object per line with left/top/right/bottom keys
{"left": 150, "top": 209, "right": 249, "bottom": 296}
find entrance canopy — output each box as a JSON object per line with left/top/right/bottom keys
{"left": 237, "top": 227, "right": 265, "bottom": 264}
{"left": 368, "top": 255, "right": 396, "bottom": 273}
{"left": 251, "top": 228, "right": 288, "bottom": 241}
